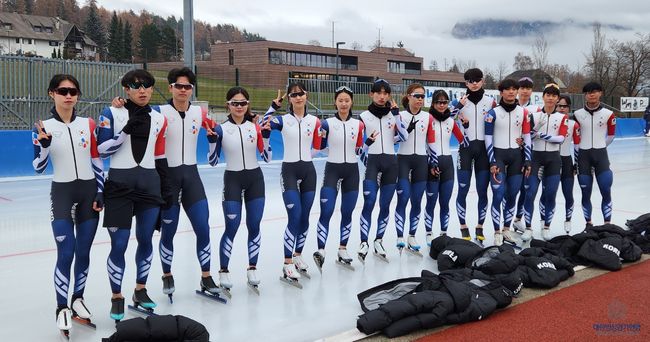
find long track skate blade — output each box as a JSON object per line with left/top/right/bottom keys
{"left": 474, "top": 238, "right": 485, "bottom": 248}
{"left": 195, "top": 290, "right": 228, "bottom": 304}
{"left": 357, "top": 254, "right": 366, "bottom": 265}
{"left": 60, "top": 330, "right": 70, "bottom": 340}
{"left": 72, "top": 316, "right": 97, "bottom": 329}
{"left": 127, "top": 305, "right": 157, "bottom": 317}
{"left": 279, "top": 276, "right": 303, "bottom": 289}
{"left": 503, "top": 240, "right": 523, "bottom": 250}
{"left": 297, "top": 269, "right": 311, "bottom": 279}
{"left": 374, "top": 253, "right": 389, "bottom": 263}
{"left": 335, "top": 260, "right": 355, "bottom": 271}
{"left": 406, "top": 248, "right": 423, "bottom": 257}
{"left": 248, "top": 283, "right": 260, "bottom": 295}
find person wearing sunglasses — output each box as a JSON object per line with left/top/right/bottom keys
{"left": 393, "top": 83, "right": 436, "bottom": 255}
{"left": 206, "top": 86, "right": 271, "bottom": 295}
{"left": 520, "top": 84, "right": 568, "bottom": 242}
{"left": 312, "top": 86, "right": 364, "bottom": 272}
{"left": 541, "top": 94, "right": 580, "bottom": 235}
{"left": 97, "top": 69, "right": 171, "bottom": 320}
{"left": 356, "top": 79, "right": 409, "bottom": 263}
{"left": 425, "top": 90, "right": 465, "bottom": 244}
{"left": 573, "top": 81, "right": 616, "bottom": 229}
{"left": 484, "top": 79, "right": 532, "bottom": 247}
{"left": 260, "top": 81, "right": 321, "bottom": 286}
{"left": 451, "top": 68, "right": 496, "bottom": 246}
{"left": 32, "top": 74, "right": 104, "bottom": 335}
{"left": 512, "top": 77, "right": 541, "bottom": 234}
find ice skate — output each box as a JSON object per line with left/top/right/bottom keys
{"left": 218, "top": 270, "right": 233, "bottom": 298}
{"left": 406, "top": 236, "right": 423, "bottom": 257}
{"left": 279, "top": 263, "right": 302, "bottom": 289}
{"left": 542, "top": 227, "right": 552, "bottom": 241}
{"left": 460, "top": 228, "right": 471, "bottom": 241}
{"left": 564, "top": 221, "right": 572, "bottom": 234}
{"left": 195, "top": 275, "right": 227, "bottom": 304}
{"left": 71, "top": 297, "right": 96, "bottom": 329}
{"left": 493, "top": 230, "right": 503, "bottom": 246}
{"left": 335, "top": 248, "right": 355, "bottom": 271}
{"left": 56, "top": 306, "right": 72, "bottom": 339}
{"left": 520, "top": 228, "right": 533, "bottom": 242}
{"left": 110, "top": 297, "right": 124, "bottom": 322}
{"left": 396, "top": 237, "right": 405, "bottom": 255}
{"left": 502, "top": 229, "right": 522, "bottom": 250}
{"left": 373, "top": 239, "right": 389, "bottom": 263}
{"left": 358, "top": 241, "right": 369, "bottom": 264}
{"left": 293, "top": 255, "right": 311, "bottom": 279}
{"left": 425, "top": 232, "right": 434, "bottom": 246}
{"left": 475, "top": 227, "right": 485, "bottom": 247}
{"left": 312, "top": 250, "right": 325, "bottom": 274}
{"left": 512, "top": 219, "right": 526, "bottom": 234}
{"left": 247, "top": 267, "right": 261, "bottom": 295}
{"left": 128, "top": 288, "right": 157, "bottom": 316}
{"left": 161, "top": 274, "right": 175, "bottom": 303}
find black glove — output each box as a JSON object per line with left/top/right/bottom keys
{"left": 271, "top": 100, "right": 282, "bottom": 110}
{"left": 122, "top": 115, "right": 148, "bottom": 135}
{"left": 207, "top": 132, "right": 219, "bottom": 143}
{"left": 364, "top": 137, "right": 375, "bottom": 146}
{"left": 38, "top": 127, "right": 51, "bottom": 148}
{"left": 523, "top": 160, "right": 531, "bottom": 169}
{"left": 407, "top": 117, "right": 418, "bottom": 133}
{"left": 94, "top": 192, "right": 104, "bottom": 209}
{"left": 573, "top": 163, "right": 578, "bottom": 175}
{"left": 462, "top": 121, "right": 470, "bottom": 129}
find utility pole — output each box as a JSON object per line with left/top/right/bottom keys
{"left": 183, "top": 0, "right": 195, "bottom": 99}
{"left": 331, "top": 20, "right": 336, "bottom": 48}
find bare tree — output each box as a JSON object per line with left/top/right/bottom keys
{"left": 349, "top": 41, "right": 363, "bottom": 51}
{"left": 513, "top": 52, "right": 534, "bottom": 70}
{"left": 451, "top": 57, "right": 477, "bottom": 72}
{"left": 307, "top": 39, "right": 321, "bottom": 46}
{"left": 613, "top": 34, "right": 650, "bottom": 96}
{"left": 496, "top": 61, "right": 509, "bottom": 80}
{"left": 429, "top": 60, "right": 439, "bottom": 71}
{"left": 532, "top": 33, "right": 549, "bottom": 69}
{"left": 584, "top": 23, "right": 613, "bottom": 94}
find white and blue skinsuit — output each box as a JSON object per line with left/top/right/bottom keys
{"left": 32, "top": 109, "right": 104, "bottom": 310}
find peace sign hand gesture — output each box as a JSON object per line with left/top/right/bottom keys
{"left": 272, "top": 89, "right": 286, "bottom": 109}
{"left": 35, "top": 120, "right": 52, "bottom": 148}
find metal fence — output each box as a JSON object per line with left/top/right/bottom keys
{"left": 0, "top": 56, "right": 137, "bottom": 130}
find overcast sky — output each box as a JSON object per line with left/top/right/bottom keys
{"left": 96, "top": 0, "right": 650, "bottom": 74}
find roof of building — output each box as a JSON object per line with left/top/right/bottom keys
{"left": 369, "top": 46, "right": 415, "bottom": 57}
{"left": 0, "top": 11, "right": 97, "bottom": 46}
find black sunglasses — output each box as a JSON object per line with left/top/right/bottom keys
{"left": 127, "top": 81, "right": 153, "bottom": 90}
{"left": 410, "top": 93, "right": 426, "bottom": 99}
{"left": 466, "top": 79, "right": 482, "bottom": 84}
{"left": 227, "top": 100, "right": 249, "bottom": 107}
{"left": 557, "top": 104, "right": 570, "bottom": 108}
{"left": 434, "top": 100, "right": 449, "bottom": 105}
{"left": 171, "top": 83, "right": 194, "bottom": 90}
{"left": 54, "top": 87, "right": 80, "bottom": 96}
{"left": 289, "top": 91, "right": 306, "bottom": 98}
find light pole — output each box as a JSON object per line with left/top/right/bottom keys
{"left": 335, "top": 41, "right": 345, "bottom": 81}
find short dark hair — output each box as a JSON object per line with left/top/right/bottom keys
{"left": 121, "top": 69, "right": 155, "bottom": 88}
{"left": 463, "top": 68, "right": 483, "bottom": 81}
{"left": 518, "top": 77, "right": 534, "bottom": 89}
{"left": 167, "top": 67, "right": 196, "bottom": 85}
{"left": 48, "top": 74, "right": 81, "bottom": 95}
{"left": 498, "top": 79, "right": 519, "bottom": 91}
{"left": 582, "top": 81, "right": 603, "bottom": 93}
{"left": 371, "top": 78, "right": 391, "bottom": 93}
{"left": 558, "top": 94, "right": 572, "bottom": 106}
{"left": 542, "top": 83, "right": 560, "bottom": 96}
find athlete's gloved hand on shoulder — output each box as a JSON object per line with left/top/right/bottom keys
{"left": 407, "top": 116, "right": 418, "bottom": 133}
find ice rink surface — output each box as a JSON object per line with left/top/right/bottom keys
{"left": 1, "top": 138, "right": 649, "bottom": 341}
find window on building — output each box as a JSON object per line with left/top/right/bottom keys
{"left": 23, "top": 38, "right": 33, "bottom": 44}
{"left": 388, "top": 60, "right": 421, "bottom": 75}
{"left": 49, "top": 41, "right": 58, "bottom": 46}
{"left": 44, "top": 27, "right": 53, "bottom": 33}
{"left": 269, "top": 49, "right": 358, "bottom": 70}
{"left": 228, "top": 49, "right": 234, "bottom": 65}
{"left": 15, "top": 38, "right": 20, "bottom": 43}
{"left": 34, "top": 26, "right": 42, "bottom": 32}
{"left": 3, "top": 23, "right": 12, "bottom": 30}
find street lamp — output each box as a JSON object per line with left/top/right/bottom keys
{"left": 335, "top": 41, "right": 346, "bottom": 81}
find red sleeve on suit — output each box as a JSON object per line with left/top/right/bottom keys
{"left": 155, "top": 117, "right": 168, "bottom": 157}
{"left": 573, "top": 122, "right": 581, "bottom": 145}
{"left": 521, "top": 108, "right": 531, "bottom": 134}
{"left": 452, "top": 121, "right": 464, "bottom": 143}
{"left": 607, "top": 113, "right": 617, "bottom": 135}
{"left": 312, "top": 118, "right": 322, "bottom": 150}
{"left": 255, "top": 123, "right": 265, "bottom": 153}
{"left": 558, "top": 115, "right": 569, "bottom": 136}
{"left": 357, "top": 121, "right": 365, "bottom": 148}
{"left": 426, "top": 114, "right": 436, "bottom": 143}
{"left": 88, "top": 118, "right": 99, "bottom": 158}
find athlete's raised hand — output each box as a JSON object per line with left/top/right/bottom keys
{"left": 34, "top": 120, "right": 52, "bottom": 147}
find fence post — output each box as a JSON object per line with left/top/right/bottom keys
{"left": 235, "top": 68, "right": 240, "bottom": 86}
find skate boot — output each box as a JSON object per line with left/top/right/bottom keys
{"left": 293, "top": 255, "right": 310, "bottom": 279}
{"left": 425, "top": 232, "right": 434, "bottom": 246}
{"left": 493, "top": 230, "right": 503, "bottom": 246}
{"left": 439, "top": 231, "right": 447, "bottom": 237}
{"left": 396, "top": 237, "right": 406, "bottom": 255}
{"left": 512, "top": 219, "right": 525, "bottom": 234}
{"left": 335, "top": 248, "right": 355, "bottom": 270}
{"left": 161, "top": 274, "right": 175, "bottom": 303}
{"left": 542, "top": 227, "right": 552, "bottom": 241}
{"left": 358, "top": 241, "right": 370, "bottom": 264}
{"left": 407, "top": 236, "right": 423, "bottom": 257}
{"left": 502, "top": 229, "right": 521, "bottom": 249}
{"left": 280, "top": 263, "right": 302, "bottom": 289}
{"left": 374, "top": 239, "right": 389, "bottom": 263}
{"left": 218, "top": 270, "right": 233, "bottom": 298}
{"left": 312, "top": 249, "right": 325, "bottom": 274}
{"left": 56, "top": 306, "right": 72, "bottom": 339}
{"left": 460, "top": 228, "right": 471, "bottom": 241}
{"left": 110, "top": 297, "right": 125, "bottom": 322}
{"left": 195, "top": 275, "right": 227, "bottom": 304}
{"left": 520, "top": 228, "right": 533, "bottom": 242}
{"left": 564, "top": 221, "right": 572, "bottom": 234}
{"left": 71, "top": 296, "right": 96, "bottom": 328}
{"left": 131, "top": 288, "right": 156, "bottom": 314}
{"left": 247, "top": 267, "right": 261, "bottom": 294}
{"left": 475, "top": 227, "right": 485, "bottom": 247}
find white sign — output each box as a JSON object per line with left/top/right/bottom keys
{"left": 620, "top": 97, "right": 649, "bottom": 112}
{"left": 423, "top": 87, "right": 543, "bottom": 108}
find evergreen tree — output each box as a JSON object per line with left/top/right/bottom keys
{"left": 83, "top": 0, "right": 106, "bottom": 54}
{"left": 57, "top": 47, "right": 61, "bottom": 59}
{"left": 159, "top": 25, "right": 178, "bottom": 61}
{"left": 107, "top": 11, "right": 122, "bottom": 62}
{"left": 52, "top": 48, "right": 57, "bottom": 58}
{"left": 122, "top": 21, "right": 133, "bottom": 63}
{"left": 24, "top": 0, "right": 33, "bottom": 14}
{"left": 137, "top": 22, "right": 159, "bottom": 62}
